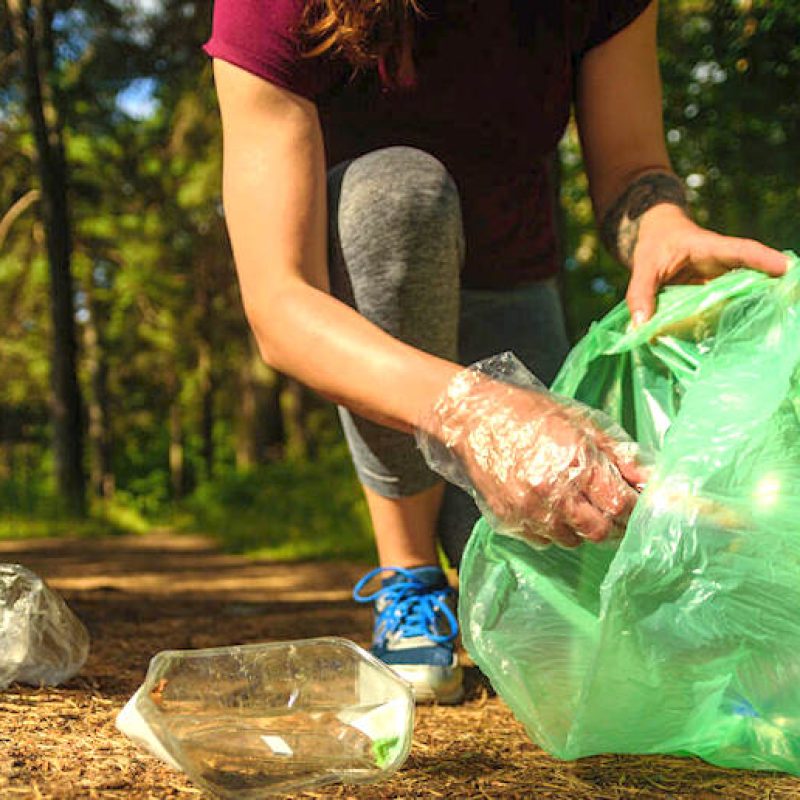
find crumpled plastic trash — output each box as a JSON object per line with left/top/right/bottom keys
{"left": 117, "top": 637, "right": 415, "bottom": 798}
{"left": 0, "top": 563, "right": 90, "bottom": 690}
{"left": 460, "top": 256, "right": 800, "bottom": 774}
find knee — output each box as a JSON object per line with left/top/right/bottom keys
{"left": 333, "top": 147, "right": 463, "bottom": 248}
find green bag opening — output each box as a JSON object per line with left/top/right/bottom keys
{"left": 459, "top": 255, "right": 800, "bottom": 773}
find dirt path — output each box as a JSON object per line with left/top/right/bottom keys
{"left": 1, "top": 532, "right": 799, "bottom": 800}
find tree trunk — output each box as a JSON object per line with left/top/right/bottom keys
{"left": 169, "top": 399, "right": 185, "bottom": 499}
{"left": 279, "top": 377, "right": 309, "bottom": 461}
{"left": 235, "top": 340, "right": 282, "bottom": 469}
{"left": 235, "top": 355, "right": 259, "bottom": 471}
{"left": 193, "top": 279, "right": 216, "bottom": 481}
{"left": 8, "top": 0, "right": 85, "bottom": 515}
{"left": 83, "top": 293, "right": 114, "bottom": 498}
{"left": 197, "top": 338, "right": 215, "bottom": 481}
{"left": 0, "top": 443, "right": 11, "bottom": 482}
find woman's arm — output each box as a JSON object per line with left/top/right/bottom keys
{"left": 212, "top": 58, "right": 644, "bottom": 545}
{"left": 575, "top": 0, "right": 787, "bottom": 324}
{"left": 214, "top": 59, "right": 459, "bottom": 433}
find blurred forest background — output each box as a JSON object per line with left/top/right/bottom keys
{"left": 1, "top": 0, "right": 798, "bottom": 560}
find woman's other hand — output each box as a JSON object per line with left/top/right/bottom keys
{"left": 624, "top": 204, "right": 788, "bottom": 326}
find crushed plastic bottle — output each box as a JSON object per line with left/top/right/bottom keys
{"left": 117, "top": 637, "right": 415, "bottom": 798}
{"left": 0, "top": 563, "right": 90, "bottom": 690}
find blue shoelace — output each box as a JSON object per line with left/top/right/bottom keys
{"left": 353, "top": 566, "right": 458, "bottom": 646}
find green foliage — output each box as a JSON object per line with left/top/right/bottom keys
{"left": 0, "top": 493, "right": 152, "bottom": 540}
{"left": 185, "top": 443, "right": 375, "bottom": 563}
{"left": 0, "top": 516, "right": 120, "bottom": 540}
{"left": 659, "top": 0, "right": 800, "bottom": 243}
{"left": 0, "top": 439, "right": 374, "bottom": 561}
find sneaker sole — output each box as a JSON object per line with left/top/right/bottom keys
{"left": 389, "top": 663, "right": 465, "bottom": 705}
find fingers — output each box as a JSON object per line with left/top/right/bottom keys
{"left": 546, "top": 522, "right": 583, "bottom": 549}
{"left": 625, "top": 266, "right": 660, "bottom": 328}
{"left": 695, "top": 235, "right": 789, "bottom": 277}
{"left": 616, "top": 457, "right": 652, "bottom": 490}
{"left": 667, "top": 259, "right": 727, "bottom": 284}
{"left": 582, "top": 460, "right": 640, "bottom": 519}
{"left": 525, "top": 531, "right": 555, "bottom": 549}
{"left": 522, "top": 522, "right": 579, "bottom": 549}
{"left": 586, "top": 420, "right": 652, "bottom": 491}
{"left": 561, "top": 493, "right": 615, "bottom": 543}
{"left": 522, "top": 486, "right": 635, "bottom": 549}
{"left": 626, "top": 236, "right": 787, "bottom": 328}
{"left": 594, "top": 438, "right": 652, "bottom": 490}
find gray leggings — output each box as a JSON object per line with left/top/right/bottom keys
{"left": 328, "top": 147, "right": 570, "bottom": 566}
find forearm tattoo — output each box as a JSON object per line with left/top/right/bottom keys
{"left": 599, "top": 172, "right": 689, "bottom": 266}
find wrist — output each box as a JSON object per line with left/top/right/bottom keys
{"left": 418, "top": 365, "right": 489, "bottom": 440}
{"left": 636, "top": 201, "right": 693, "bottom": 241}
{"left": 418, "top": 357, "right": 555, "bottom": 444}
{"left": 639, "top": 201, "right": 691, "bottom": 225}
{"left": 600, "top": 171, "right": 689, "bottom": 267}
{"left": 408, "top": 357, "right": 463, "bottom": 435}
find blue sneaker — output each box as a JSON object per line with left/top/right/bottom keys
{"left": 353, "top": 566, "right": 464, "bottom": 704}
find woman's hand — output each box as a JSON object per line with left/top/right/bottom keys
{"left": 417, "top": 354, "right": 650, "bottom": 548}
{"left": 625, "top": 204, "right": 789, "bottom": 326}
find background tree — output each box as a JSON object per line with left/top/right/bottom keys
{"left": 5, "top": 0, "right": 86, "bottom": 515}
{"left": 1, "top": 0, "right": 797, "bottom": 558}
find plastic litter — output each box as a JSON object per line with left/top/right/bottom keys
{"left": 0, "top": 563, "right": 90, "bottom": 690}
{"left": 117, "top": 637, "right": 415, "bottom": 798}
{"left": 459, "top": 257, "right": 800, "bottom": 774}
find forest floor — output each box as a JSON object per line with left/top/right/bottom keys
{"left": 1, "top": 532, "right": 800, "bottom": 800}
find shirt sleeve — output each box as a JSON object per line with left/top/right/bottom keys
{"left": 202, "top": 0, "right": 321, "bottom": 99}
{"left": 582, "top": 0, "right": 653, "bottom": 54}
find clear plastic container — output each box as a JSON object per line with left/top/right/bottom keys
{"left": 0, "top": 563, "right": 90, "bottom": 690}
{"left": 117, "top": 637, "right": 415, "bottom": 798}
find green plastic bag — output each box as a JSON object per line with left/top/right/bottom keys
{"left": 459, "top": 255, "right": 800, "bottom": 773}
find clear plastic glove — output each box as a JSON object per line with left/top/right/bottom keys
{"left": 416, "top": 353, "right": 651, "bottom": 548}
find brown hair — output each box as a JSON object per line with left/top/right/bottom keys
{"left": 302, "top": 0, "right": 422, "bottom": 87}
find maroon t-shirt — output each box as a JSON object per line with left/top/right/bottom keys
{"left": 204, "top": 0, "right": 651, "bottom": 289}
